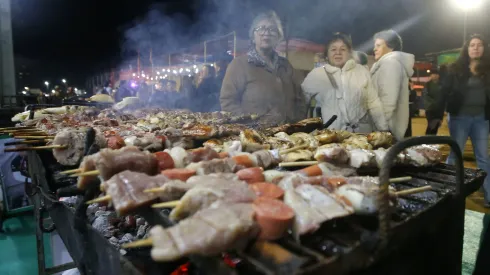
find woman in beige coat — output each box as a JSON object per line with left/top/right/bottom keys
{"left": 302, "top": 33, "right": 388, "bottom": 133}
{"left": 220, "top": 11, "right": 306, "bottom": 125}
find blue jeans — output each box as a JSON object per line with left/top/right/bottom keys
{"left": 447, "top": 114, "right": 490, "bottom": 201}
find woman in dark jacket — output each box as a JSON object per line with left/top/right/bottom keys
{"left": 436, "top": 34, "right": 490, "bottom": 206}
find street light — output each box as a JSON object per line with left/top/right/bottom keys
{"left": 44, "top": 81, "right": 49, "bottom": 86}
{"left": 24, "top": 86, "right": 29, "bottom": 90}
{"left": 452, "top": 0, "right": 483, "bottom": 43}
{"left": 51, "top": 89, "right": 56, "bottom": 94}
{"left": 62, "top": 79, "right": 67, "bottom": 83}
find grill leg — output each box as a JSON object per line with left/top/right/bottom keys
{"left": 34, "top": 194, "right": 47, "bottom": 275}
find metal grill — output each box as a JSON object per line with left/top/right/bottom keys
{"left": 26, "top": 136, "right": 482, "bottom": 275}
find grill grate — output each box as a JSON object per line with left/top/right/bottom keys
{"left": 27, "top": 137, "right": 485, "bottom": 275}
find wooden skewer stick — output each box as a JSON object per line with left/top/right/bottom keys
{"left": 388, "top": 176, "right": 412, "bottom": 183}
{"left": 85, "top": 195, "right": 112, "bottom": 205}
{"left": 2, "top": 129, "right": 41, "bottom": 134}
{"left": 10, "top": 131, "right": 47, "bottom": 136}
{"left": 60, "top": 168, "right": 82, "bottom": 175}
{"left": 0, "top": 126, "right": 35, "bottom": 131}
{"left": 394, "top": 186, "right": 432, "bottom": 197}
{"left": 121, "top": 237, "right": 154, "bottom": 249}
{"left": 4, "top": 145, "right": 67, "bottom": 152}
{"left": 71, "top": 170, "right": 100, "bottom": 177}
{"left": 15, "top": 135, "right": 55, "bottom": 139}
{"left": 279, "top": 144, "right": 309, "bottom": 155}
{"left": 151, "top": 200, "right": 180, "bottom": 208}
{"left": 144, "top": 187, "right": 165, "bottom": 194}
{"left": 279, "top": 161, "right": 319, "bottom": 167}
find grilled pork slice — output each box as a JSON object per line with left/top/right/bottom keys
{"left": 312, "top": 129, "right": 339, "bottom": 145}
{"left": 314, "top": 144, "right": 350, "bottom": 164}
{"left": 151, "top": 203, "right": 259, "bottom": 262}
{"left": 335, "top": 176, "right": 396, "bottom": 214}
{"left": 52, "top": 128, "right": 107, "bottom": 166}
{"left": 348, "top": 149, "right": 376, "bottom": 168}
{"left": 96, "top": 146, "right": 159, "bottom": 181}
{"left": 185, "top": 158, "right": 237, "bottom": 175}
{"left": 105, "top": 171, "right": 184, "bottom": 216}
{"left": 169, "top": 179, "right": 256, "bottom": 221}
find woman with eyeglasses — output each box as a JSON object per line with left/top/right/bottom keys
{"left": 220, "top": 11, "right": 306, "bottom": 125}
{"left": 301, "top": 33, "right": 388, "bottom": 133}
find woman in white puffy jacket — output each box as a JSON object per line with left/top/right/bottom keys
{"left": 302, "top": 33, "right": 388, "bottom": 133}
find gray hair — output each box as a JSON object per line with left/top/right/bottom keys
{"left": 373, "top": 29, "right": 403, "bottom": 51}
{"left": 248, "top": 11, "right": 284, "bottom": 42}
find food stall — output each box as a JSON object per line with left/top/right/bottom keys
{"left": 2, "top": 102, "right": 483, "bottom": 275}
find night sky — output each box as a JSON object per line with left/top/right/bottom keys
{"left": 10, "top": 0, "right": 490, "bottom": 88}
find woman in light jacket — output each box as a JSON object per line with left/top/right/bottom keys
{"left": 370, "top": 30, "right": 415, "bottom": 140}
{"left": 302, "top": 33, "right": 388, "bottom": 133}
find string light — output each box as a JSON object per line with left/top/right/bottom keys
{"left": 179, "top": 68, "right": 183, "bottom": 73}
{"left": 142, "top": 73, "right": 146, "bottom": 77}
{"left": 157, "top": 71, "right": 160, "bottom": 75}
{"left": 132, "top": 73, "right": 136, "bottom": 76}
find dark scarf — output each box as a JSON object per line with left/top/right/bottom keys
{"left": 247, "top": 46, "right": 280, "bottom": 73}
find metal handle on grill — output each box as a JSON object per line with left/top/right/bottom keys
{"left": 377, "top": 136, "right": 464, "bottom": 251}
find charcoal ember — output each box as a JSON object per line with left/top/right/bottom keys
{"left": 108, "top": 236, "right": 120, "bottom": 247}
{"left": 86, "top": 204, "right": 99, "bottom": 218}
{"left": 119, "top": 233, "right": 135, "bottom": 244}
{"left": 125, "top": 216, "right": 137, "bottom": 229}
{"left": 136, "top": 217, "right": 145, "bottom": 226}
{"left": 136, "top": 224, "right": 149, "bottom": 239}
{"left": 109, "top": 217, "right": 122, "bottom": 226}
{"left": 92, "top": 211, "right": 118, "bottom": 238}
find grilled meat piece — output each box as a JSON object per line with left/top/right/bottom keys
{"left": 240, "top": 129, "right": 270, "bottom": 152}
{"left": 283, "top": 150, "right": 313, "bottom": 162}
{"left": 184, "top": 147, "right": 220, "bottom": 165}
{"left": 313, "top": 129, "right": 339, "bottom": 145}
{"left": 185, "top": 158, "right": 238, "bottom": 175}
{"left": 342, "top": 135, "right": 373, "bottom": 150}
{"left": 367, "top": 132, "right": 394, "bottom": 148}
{"left": 252, "top": 150, "right": 280, "bottom": 169}
{"left": 105, "top": 171, "right": 183, "bottom": 216}
{"left": 265, "top": 137, "right": 295, "bottom": 150}
{"left": 314, "top": 144, "right": 350, "bottom": 164}
{"left": 151, "top": 203, "right": 259, "bottom": 261}
{"left": 290, "top": 132, "right": 319, "bottom": 150}
{"left": 52, "top": 129, "right": 107, "bottom": 166}
{"left": 348, "top": 149, "right": 376, "bottom": 168}
{"left": 96, "top": 146, "right": 159, "bottom": 180}
{"left": 170, "top": 179, "right": 256, "bottom": 221}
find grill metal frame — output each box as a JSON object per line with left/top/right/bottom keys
{"left": 26, "top": 136, "right": 481, "bottom": 275}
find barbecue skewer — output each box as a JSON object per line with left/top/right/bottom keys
{"left": 11, "top": 131, "right": 47, "bottom": 136}
{"left": 121, "top": 187, "right": 433, "bottom": 250}
{"left": 86, "top": 176, "right": 415, "bottom": 206}
{"left": 3, "top": 145, "right": 67, "bottom": 152}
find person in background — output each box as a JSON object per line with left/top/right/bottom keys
{"left": 149, "top": 79, "right": 168, "bottom": 108}
{"left": 136, "top": 81, "right": 150, "bottom": 106}
{"left": 423, "top": 67, "right": 443, "bottom": 135}
{"left": 114, "top": 80, "right": 134, "bottom": 102}
{"left": 177, "top": 75, "right": 196, "bottom": 110}
{"left": 436, "top": 34, "right": 490, "bottom": 207}
{"left": 371, "top": 29, "right": 415, "bottom": 140}
{"left": 214, "top": 60, "right": 228, "bottom": 92}
{"left": 166, "top": 80, "right": 178, "bottom": 93}
{"left": 405, "top": 80, "right": 417, "bottom": 137}
{"left": 220, "top": 11, "right": 306, "bottom": 125}
{"left": 302, "top": 32, "right": 388, "bottom": 133}
{"left": 354, "top": 51, "right": 369, "bottom": 68}
{"left": 196, "top": 65, "right": 219, "bottom": 112}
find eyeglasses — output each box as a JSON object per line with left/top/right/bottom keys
{"left": 254, "top": 26, "right": 279, "bottom": 35}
